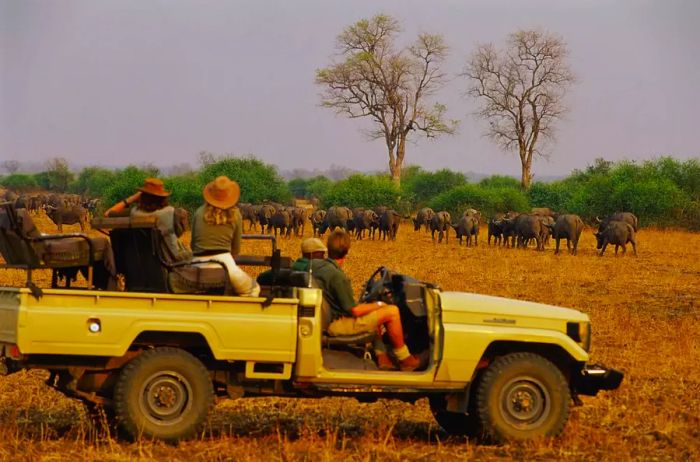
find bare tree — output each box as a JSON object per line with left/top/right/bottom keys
{"left": 316, "top": 14, "right": 458, "bottom": 186}
{"left": 1, "top": 160, "right": 19, "bottom": 174}
{"left": 463, "top": 29, "right": 575, "bottom": 189}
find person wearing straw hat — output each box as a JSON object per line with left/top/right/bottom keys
{"left": 104, "top": 177, "right": 192, "bottom": 263}
{"left": 190, "top": 176, "right": 259, "bottom": 297}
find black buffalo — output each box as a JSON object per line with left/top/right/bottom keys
{"left": 452, "top": 215, "right": 479, "bottom": 246}
{"left": 378, "top": 210, "right": 401, "bottom": 241}
{"left": 514, "top": 214, "right": 547, "bottom": 251}
{"left": 354, "top": 209, "right": 379, "bottom": 240}
{"left": 488, "top": 213, "right": 505, "bottom": 245}
{"left": 549, "top": 214, "right": 584, "bottom": 255}
{"left": 595, "top": 220, "right": 637, "bottom": 256}
{"left": 45, "top": 205, "right": 88, "bottom": 232}
{"left": 413, "top": 207, "right": 434, "bottom": 232}
{"left": 430, "top": 211, "right": 451, "bottom": 243}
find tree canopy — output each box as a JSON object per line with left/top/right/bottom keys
{"left": 316, "top": 14, "right": 457, "bottom": 186}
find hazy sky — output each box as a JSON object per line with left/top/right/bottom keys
{"left": 1, "top": 0, "right": 699, "bottom": 177}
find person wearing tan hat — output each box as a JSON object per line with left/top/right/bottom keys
{"left": 190, "top": 176, "right": 259, "bottom": 297}
{"left": 105, "top": 178, "right": 192, "bottom": 263}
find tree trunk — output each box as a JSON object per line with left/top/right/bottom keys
{"left": 389, "top": 158, "right": 401, "bottom": 187}
{"left": 521, "top": 160, "right": 532, "bottom": 189}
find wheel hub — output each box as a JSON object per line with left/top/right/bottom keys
{"left": 499, "top": 377, "right": 551, "bottom": 429}
{"left": 139, "top": 371, "right": 192, "bottom": 425}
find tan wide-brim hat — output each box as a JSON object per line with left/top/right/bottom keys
{"left": 203, "top": 176, "right": 240, "bottom": 209}
{"left": 301, "top": 237, "right": 327, "bottom": 254}
{"left": 138, "top": 178, "right": 171, "bottom": 197}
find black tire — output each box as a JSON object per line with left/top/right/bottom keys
{"left": 475, "top": 352, "right": 570, "bottom": 443}
{"left": 429, "top": 395, "right": 481, "bottom": 437}
{"left": 113, "top": 347, "right": 214, "bottom": 443}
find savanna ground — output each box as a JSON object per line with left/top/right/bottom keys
{"left": 0, "top": 212, "right": 698, "bottom": 461}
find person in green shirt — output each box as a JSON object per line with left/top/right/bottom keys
{"left": 315, "top": 230, "right": 420, "bottom": 372}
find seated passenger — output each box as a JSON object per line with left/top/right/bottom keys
{"left": 314, "top": 230, "right": 421, "bottom": 372}
{"left": 190, "top": 176, "right": 260, "bottom": 297}
{"left": 104, "top": 178, "right": 192, "bottom": 264}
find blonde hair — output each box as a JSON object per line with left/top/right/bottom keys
{"left": 203, "top": 204, "right": 239, "bottom": 225}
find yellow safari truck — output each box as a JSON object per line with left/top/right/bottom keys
{"left": 0, "top": 212, "right": 622, "bottom": 443}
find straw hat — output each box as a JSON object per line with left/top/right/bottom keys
{"left": 138, "top": 178, "right": 170, "bottom": 197}
{"left": 203, "top": 176, "right": 240, "bottom": 209}
{"left": 301, "top": 237, "right": 327, "bottom": 254}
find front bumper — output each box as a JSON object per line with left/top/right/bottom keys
{"left": 572, "top": 364, "right": 624, "bottom": 396}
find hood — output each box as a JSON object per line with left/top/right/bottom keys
{"left": 439, "top": 291, "right": 588, "bottom": 328}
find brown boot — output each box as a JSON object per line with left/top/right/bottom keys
{"left": 376, "top": 353, "right": 397, "bottom": 371}
{"left": 398, "top": 354, "right": 421, "bottom": 372}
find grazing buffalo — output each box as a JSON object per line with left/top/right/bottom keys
{"left": 354, "top": 209, "right": 379, "bottom": 240}
{"left": 378, "top": 210, "right": 401, "bottom": 241}
{"left": 488, "top": 213, "right": 505, "bottom": 245}
{"left": 413, "top": 207, "right": 435, "bottom": 232}
{"left": 239, "top": 203, "right": 259, "bottom": 231}
{"left": 549, "top": 214, "right": 584, "bottom": 255}
{"left": 310, "top": 209, "right": 327, "bottom": 236}
{"left": 270, "top": 209, "right": 293, "bottom": 238}
{"left": 291, "top": 207, "right": 308, "bottom": 237}
{"left": 595, "top": 221, "right": 637, "bottom": 256}
{"left": 452, "top": 215, "right": 479, "bottom": 246}
{"left": 514, "top": 214, "right": 547, "bottom": 251}
{"left": 538, "top": 215, "right": 555, "bottom": 247}
{"left": 596, "top": 212, "right": 638, "bottom": 232}
{"left": 501, "top": 212, "right": 521, "bottom": 247}
{"left": 325, "top": 206, "right": 353, "bottom": 232}
{"left": 430, "top": 211, "right": 451, "bottom": 243}
{"left": 257, "top": 204, "right": 276, "bottom": 233}
{"left": 45, "top": 205, "right": 88, "bottom": 232}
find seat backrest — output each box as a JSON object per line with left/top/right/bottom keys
{"left": 93, "top": 217, "right": 169, "bottom": 293}
{"left": 0, "top": 203, "right": 41, "bottom": 267}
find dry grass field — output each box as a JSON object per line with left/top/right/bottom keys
{"left": 0, "top": 212, "right": 698, "bottom": 461}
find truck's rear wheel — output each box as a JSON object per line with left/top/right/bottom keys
{"left": 113, "top": 347, "right": 213, "bottom": 442}
{"left": 475, "top": 352, "right": 570, "bottom": 443}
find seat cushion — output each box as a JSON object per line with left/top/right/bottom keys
{"left": 34, "top": 236, "right": 110, "bottom": 267}
{"left": 168, "top": 265, "right": 227, "bottom": 294}
{"left": 322, "top": 331, "right": 377, "bottom": 346}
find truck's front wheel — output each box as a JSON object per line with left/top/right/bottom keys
{"left": 475, "top": 352, "right": 570, "bottom": 443}
{"left": 114, "top": 347, "right": 214, "bottom": 442}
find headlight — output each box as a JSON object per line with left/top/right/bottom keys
{"left": 567, "top": 321, "right": 591, "bottom": 352}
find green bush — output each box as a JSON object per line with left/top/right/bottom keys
{"left": 429, "top": 184, "right": 529, "bottom": 219}
{"left": 71, "top": 167, "right": 117, "bottom": 197}
{"left": 1, "top": 173, "right": 38, "bottom": 192}
{"left": 200, "top": 156, "right": 291, "bottom": 204}
{"left": 479, "top": 175, "right": 521, "bottom": 190}
{"left": 287, "top": 175, "right": 333, "bottom": 200}
{"left": 323, "top": 174, "right": 401, "bottom": 209}
{"left": 401, "top": 168, "right": 466, "bottom": 209}
{"left": 164, "top": 174, "right": 205, "bottom": 213}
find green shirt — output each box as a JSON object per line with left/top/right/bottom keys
{"left": 190, "top": 205, "right": 242, "bottom": 256}
{"left": 310, "top": 258, "right": 356, "bottom": 321}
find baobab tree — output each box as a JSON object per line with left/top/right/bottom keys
{"left": 463, "top": 29, "right": 575, "bottom": 189}
{"left": 316, "top": 14, "right": 458, "bottom": 186}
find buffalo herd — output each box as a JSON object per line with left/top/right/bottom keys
{"left": 238, "top": 202, "right": 639, "bottom": 257}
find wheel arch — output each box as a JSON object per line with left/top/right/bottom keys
{"left": 129, "top": 331, "right": 216, "bottom": 363}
